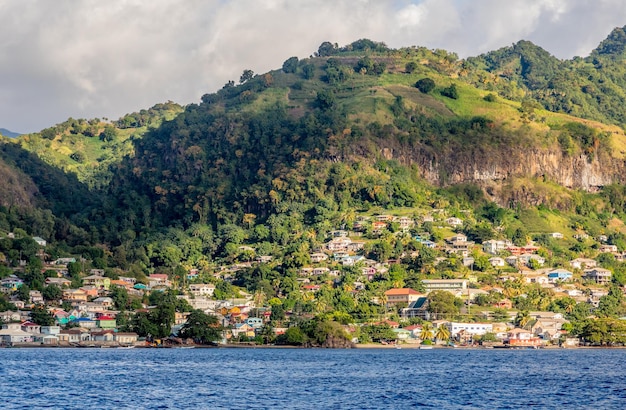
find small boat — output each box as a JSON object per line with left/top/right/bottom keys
{"left": 395, "top": 345, "right": 402, "bottom": 350}
{"left": 419, "top": 345, "right": 433, "bottom": 350}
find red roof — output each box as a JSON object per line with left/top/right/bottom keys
{"left": 384, "top": 288, "right": 420, "bottom": 296}
{"left": 98, "top": 316, "right": 114, "bottom": 321}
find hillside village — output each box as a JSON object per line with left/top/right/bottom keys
{"left": 2, "top": 206, "right": 625, "bottom": 348}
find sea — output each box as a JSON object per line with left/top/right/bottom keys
{"left": 0, "top": 347, "right": 624, "bottom": 409}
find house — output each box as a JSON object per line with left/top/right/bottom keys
{"left": 550, "top": 232, "right": 564, "bottom": 239}
{"left": 0, "top": 323, "right": 33, "bottom": 344}
{"left": 531, "top": 318, "right": 566, "bottom": 340}
{"left": 403, "top": 324, "right": 423, "bottom": 338}
{"left": 547, "top": 269, "right": 573, "bottom": 283}
{"left": 422, "top": 279, "right": 468, "bottom": 293}
{"left": 245, "top": 317, "right": 263, "bottom": 329}
{"left": 96, "top": 315, "right": 117, "bottom": 329}
{"left": 58, "top": 328, "right": 91, "bottom": 344}
{"left": 62, "top": 289, "right": 88, "bottom": 302}
{"left": 41, "top": 325, "right": 61, "bottom": 335}
{"left": 400, "top": 297, "right": 430, "bottom": 320}
{"left": 1, "top": 275, "right": 23, "bottom": 294}
{"left": 599, "top": 244, "right": 618, "bottom": 253}
{"left": 114, "top": 332, "right": 139, "bottom": 345}
{"left": 82, "top": 275, "right": 111, "bottom": 290}
{"left": 29, "top": 290, "right": 44, "bottom": 304}
{"left": 148, "top": 274, "right": 171, "bottom": 289}
{"left": 483, "top": 239, "right": 512, "bottom": 255}
{"left": 326, "top": 237, "right": 352, "bottom": 252}
{"left": 45, "top": 277, "right": 72, "bottom": 288}
{"left": 524, "top": 274, "right": 550, "bottom": 286}
{"left": 231, "top": 323, "right": 255, "bottom": 339}
{"left": 32, "top": 236, "right": 47, "bottom": 247}
{"left": 446, "top": 322, "right": 493, "bottom": 339}
{"left": 583, "top": 268, "right": 612, "bottom": 284}
{"left": 506, "top": 328, "right": 542, "bottom": 347}
{"left": 519, "top": 253, "right": 545, "bottom": 266}
{"left": 396, "top": 216, "right": 414, "bottom": 231}
{"left": 189, "top": 284, "right": 216, "bottom": 297}
{"left": 0, "top": 311, "right": 23, "bottom": 323}
{"left": 489, "top": 257, "right": 505, "bottom": 267}
{"left": 21, "top": 321, "right": 41, "bottom": 334}
{"left": 313, "top": 267, "right": 330, "bottom": 276}
{"left": 53, "top": 257, "right": 76, "bottom": 266}
{"left": 569, "top": 258, "right": 597, "bottom": 270}
{"left": 310, "top": 252, "right": 328, "bottom": 263}
{"left": 92, "top": 297, "right": 114, "bottom": 309}
{"left": 447, "top": 234, "right": 468, "bottom": 243}
{"left": 384, "top": 288, "right": 423, "bottom": 306}
{"left": 446, "top": 217, "right": 463, "bottom": 227}
{"left": 393, "top": 328, "right": 411, "bottom": 341}
{"left": 91, "top": 330, "right": 115, "bottom": 342}
{"left": 72, "top": 317, "right": 98, "bottom": 329}
{"left": 371, "top": 221, "right": 388, "bottom": 234}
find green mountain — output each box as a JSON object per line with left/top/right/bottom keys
{"left": 467, "top": 26, "right": 626, "bottom": 126}
{"left": 13, "top": 101, "right": 183, "bottom": 189}
{"left": 6, "top": 32, "right": 626, "bottom": 268}
{"left": 99, "top": 37, "right": 626, "bottom": 234}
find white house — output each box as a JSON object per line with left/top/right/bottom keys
{"left": 189, "top": 283, "right": 216, "bottom": 297}
{"left": 446, "top": 322, "right": 493, "bottom": 337}
{"left": 489, "top": 257, "right": 505, "bottom": 267}
{"left": 569, "top": 258, "right": 597, "bottom": 270}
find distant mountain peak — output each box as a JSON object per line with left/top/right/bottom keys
{"left": 0, "top": 128, "right": 21, "bottom": 138}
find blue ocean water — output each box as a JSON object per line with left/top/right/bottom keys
{"left": 0, "top": 348, "right": 624, "bottom": 409}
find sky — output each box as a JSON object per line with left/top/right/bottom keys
{"left": 3, "top": 0, "right": 626, "bottom": 133}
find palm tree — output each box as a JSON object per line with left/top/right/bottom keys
{"left": 563, "top": 297, "right": 576, "bottom": 314}
{"left": 420, "top": 322, "right": 434, "bottom": 342}
{"left": 435, "top": 325, "right": 451, "bottom": 344}
{"left": 515, "top": 310, "right": 531, "bottom": 329}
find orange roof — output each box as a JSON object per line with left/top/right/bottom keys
{"left": 384, "top": 288, "right": 420, "bottom": 296}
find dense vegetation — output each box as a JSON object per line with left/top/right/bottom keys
{"left": 4, "top": 32, "right": 626, "bottom": 345}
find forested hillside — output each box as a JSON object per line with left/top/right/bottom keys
{"left": 4, "top": 32, "right": 626, "bottom": 346}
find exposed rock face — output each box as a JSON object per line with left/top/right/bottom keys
{"left": 384, "top": 144, "right": 626, "bottom": 191}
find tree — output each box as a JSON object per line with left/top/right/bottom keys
{"left": 30, "top": 304, "right": 55, "bottom": 326}
{"left": 279, "top": 326, "right": 308, "bottom": 346}
{"left": 405, "top": 61, "right": 418, "bottom": 73}
{"left": 427, "top": 291, "right": 459, "bottom": 319}
{"left": 415, "top": 78, "right": 435, "bottom": 93}
{"left": 179, "top": 310, "right": 222, "bottom": 344}
{"left": 99, "top": 125, "right": 117, "bottom": 142}
{"left": 239, "top": 69, "right": 254, "bottom": 84}
{"left": 109, "top": 285, "right": 129, "bottom": 310}
{"left": 435, "top": 324, "right": 451, "bottom": 343}
{"left": 441, "top": 84, "right": 459, "bottom": 99}
{"left": 316, "top": 90, "right": 335, "bottom": 110}
{"left": 420, "top": 322, "right": 434, "bottom": 341}
{"left": 42, "top": 284, "right": 62, "bottom": 302}
{"left": 515, "top": 310, "right": 531, "bottom": 329}
{"left": 282, "top": 57, "right": 299, "bottom": 73}
{"left": 317, "top": 41, "right": 337, "bottom": 57}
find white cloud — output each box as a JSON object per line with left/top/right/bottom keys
{"left": 1, "top": 0, "right": 626, "bottom": 133}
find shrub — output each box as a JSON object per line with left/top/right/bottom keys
{"left": 415, "top": 78, "right": 436, "bottom": 93}
{"left": 441, "top": 84, "right": 459, "bottom": 99}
